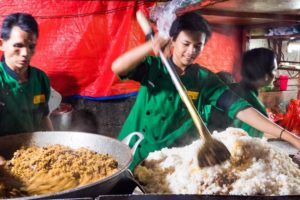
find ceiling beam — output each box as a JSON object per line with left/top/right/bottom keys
{"left": 176, "top": 0, "right": 229, "bottom": 15}
{"left": 244, "top": 21, "right": 300, "bottom": 29}
{"left": 197, "top": 9, "right": 300, "bottom": 22}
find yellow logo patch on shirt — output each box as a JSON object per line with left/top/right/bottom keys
{"left": 187, "top": 91, "right": 199, "bottom": 100}
{"left": 33, "top": 94, "right": 46, "bottom": 104}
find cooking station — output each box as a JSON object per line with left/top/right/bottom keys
{"left": 0, "top": 130, "right": 299, "bottom": 200}
{"left": 1, "top": 0, "right": 300, "bottom": 199}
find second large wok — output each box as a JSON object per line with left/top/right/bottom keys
{"left": 0, "top": 131, "right": 143, "bottom": 199}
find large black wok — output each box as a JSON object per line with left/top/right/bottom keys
{"left": 0, "top": 131, "right": 144, "bottom": 199}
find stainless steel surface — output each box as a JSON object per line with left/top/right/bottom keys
{"left": 122, "top": 132, "right": 144, "bottom": 155}
{"left": 50, "top": 103, "right": 73, "bottom": 131}
{"left": 176, "top": 0, "right": 300, "bottom": 26}
{"left": 0, "top": 131, "right": 134, "bottom": 199}
{"left": 205, "top": 0, "right": 300, "bottom": 13}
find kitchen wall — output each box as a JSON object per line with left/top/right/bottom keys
{"left": 51, "top": 97, "right": 136, "bottom": 138}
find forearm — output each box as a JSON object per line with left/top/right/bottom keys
{"left": 236, "top": 107, "right": 282, "bottom": 137}
{"left": 236, "top": 107, "right": 300, "bottom": 150}
{"left": 111, "top": 41, "right": 153, "bottom": 76}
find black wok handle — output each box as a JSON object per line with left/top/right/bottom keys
{"left": 109, "top": 169, "right": 145, "bottom": 194}
{"left": 124, "top": 169, "right": 145, "bottom": 194}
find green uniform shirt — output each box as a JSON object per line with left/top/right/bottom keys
{"left": 118, "top": 56, "right": 250, "bottom": 169}
{"left": 230, "top": 82, "right": 267, "bottom": 138}
{"left": 0, "top": 62, "right": 50, "bottom": 135}
{"left": 206, "top": 82, "right": 267, "bottom": 138}
{"left": 204, "top": 105, "right": 232, "bottom": 133}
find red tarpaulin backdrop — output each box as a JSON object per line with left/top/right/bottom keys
{"left": 0, "top": 1, "right": 242, "bottom": 100}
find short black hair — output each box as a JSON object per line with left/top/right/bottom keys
{"left": 241, "top": 48, "right": 276, "bottom": 82}
{"left": 169, "top": 12, "right": 211, "bottom": 42}
{"left": 1, "top": 12, "right": 38, "bottom": 40}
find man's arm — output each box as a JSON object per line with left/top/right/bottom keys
{"left": 111, "top": 35, "right": 169, "bottom": 76}
{"left": 112, "top": 41, "right": 153, "bottom": 76}
{"left": 236, "top": 107, "right": 300, "bottom": 150}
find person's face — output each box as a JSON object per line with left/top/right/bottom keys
{"left": 0, "top": 26, "right": 37, "bottom": 72}
{"left": 171, "top": 30, "right": 205, "bottom": 68}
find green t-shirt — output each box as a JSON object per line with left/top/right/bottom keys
{"left": 204, "top": 104, "right": 232, "bottom": 133}
{"left": 118, "top": 56, "right": 250, "bottom": 169}
{"left": 0, "top": 62, "right": 50, "bottom": 135}
{"left": 230, "top": 82, "right": 267, "bottom": 137}
{"left": 206, "top": 82, "right": 267, "bottom": 138}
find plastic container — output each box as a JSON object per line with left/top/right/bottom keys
{"left": 279, "top": 74, "right": 288, "bottom": 91}
{"left": 48, "top": 87, "right": 62, "bottom": 113}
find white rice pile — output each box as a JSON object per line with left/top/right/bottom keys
{"left": 134, "top": 128, "right": 300, "bottom": 195}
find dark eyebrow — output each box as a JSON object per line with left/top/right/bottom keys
{"left": 182, "top": 40, "right": 190, "bottom": 43}
{"left": 13, "top": 42, "right": 24, "bottom": 46}
{"left": 182, "top": 39, "right": 202, "bottom": 44}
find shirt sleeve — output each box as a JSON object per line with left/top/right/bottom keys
{"left": 225, "top": 97, "right": 251, "bottom": 119}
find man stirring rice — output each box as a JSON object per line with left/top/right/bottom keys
{"left": 112, "top": 12, "right": 300, "bottom": 169}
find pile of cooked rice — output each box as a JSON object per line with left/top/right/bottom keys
{"left": 0, "top": 144, "right": 118, "bottom": 198}
{"left": 134, "top": 128, "right": 300, "bottom": 195}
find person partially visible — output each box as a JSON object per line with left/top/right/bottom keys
{"left": 0, "top": 13, "right": 53, "bottom": 135}
{"left": 207, "top": 48, "right": 277, "bottom": 138}
{"left": 204, "top": 71, "right": 236, "bottom": 132}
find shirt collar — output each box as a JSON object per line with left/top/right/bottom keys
{"left": 2, "top": 61, "right": 20, "bottom": 80}
{"left": 168, "top": 57, "right": 192, "bottom": 75}
{"left": 1, "top": 60, "right": 29, "bottom": 81}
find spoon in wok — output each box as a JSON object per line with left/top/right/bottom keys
{"left": 136, "top": 10, "right": 231, "bottom": 167}
{"left": 0, "top": 155, "right": 76, "bottom": 196}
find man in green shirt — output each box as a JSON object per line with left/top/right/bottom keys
{"left": 0, "top": 13, "right": 53, "bottom": 135}
{"left": 112, "top": 12, "right": 300, "bottom": 169}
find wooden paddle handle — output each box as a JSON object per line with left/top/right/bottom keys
{"left": 136, "top": 10, "right": 212, "bottom": 141}
{"left": 136, "top": 11, "right": 153, "bottom": 36}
